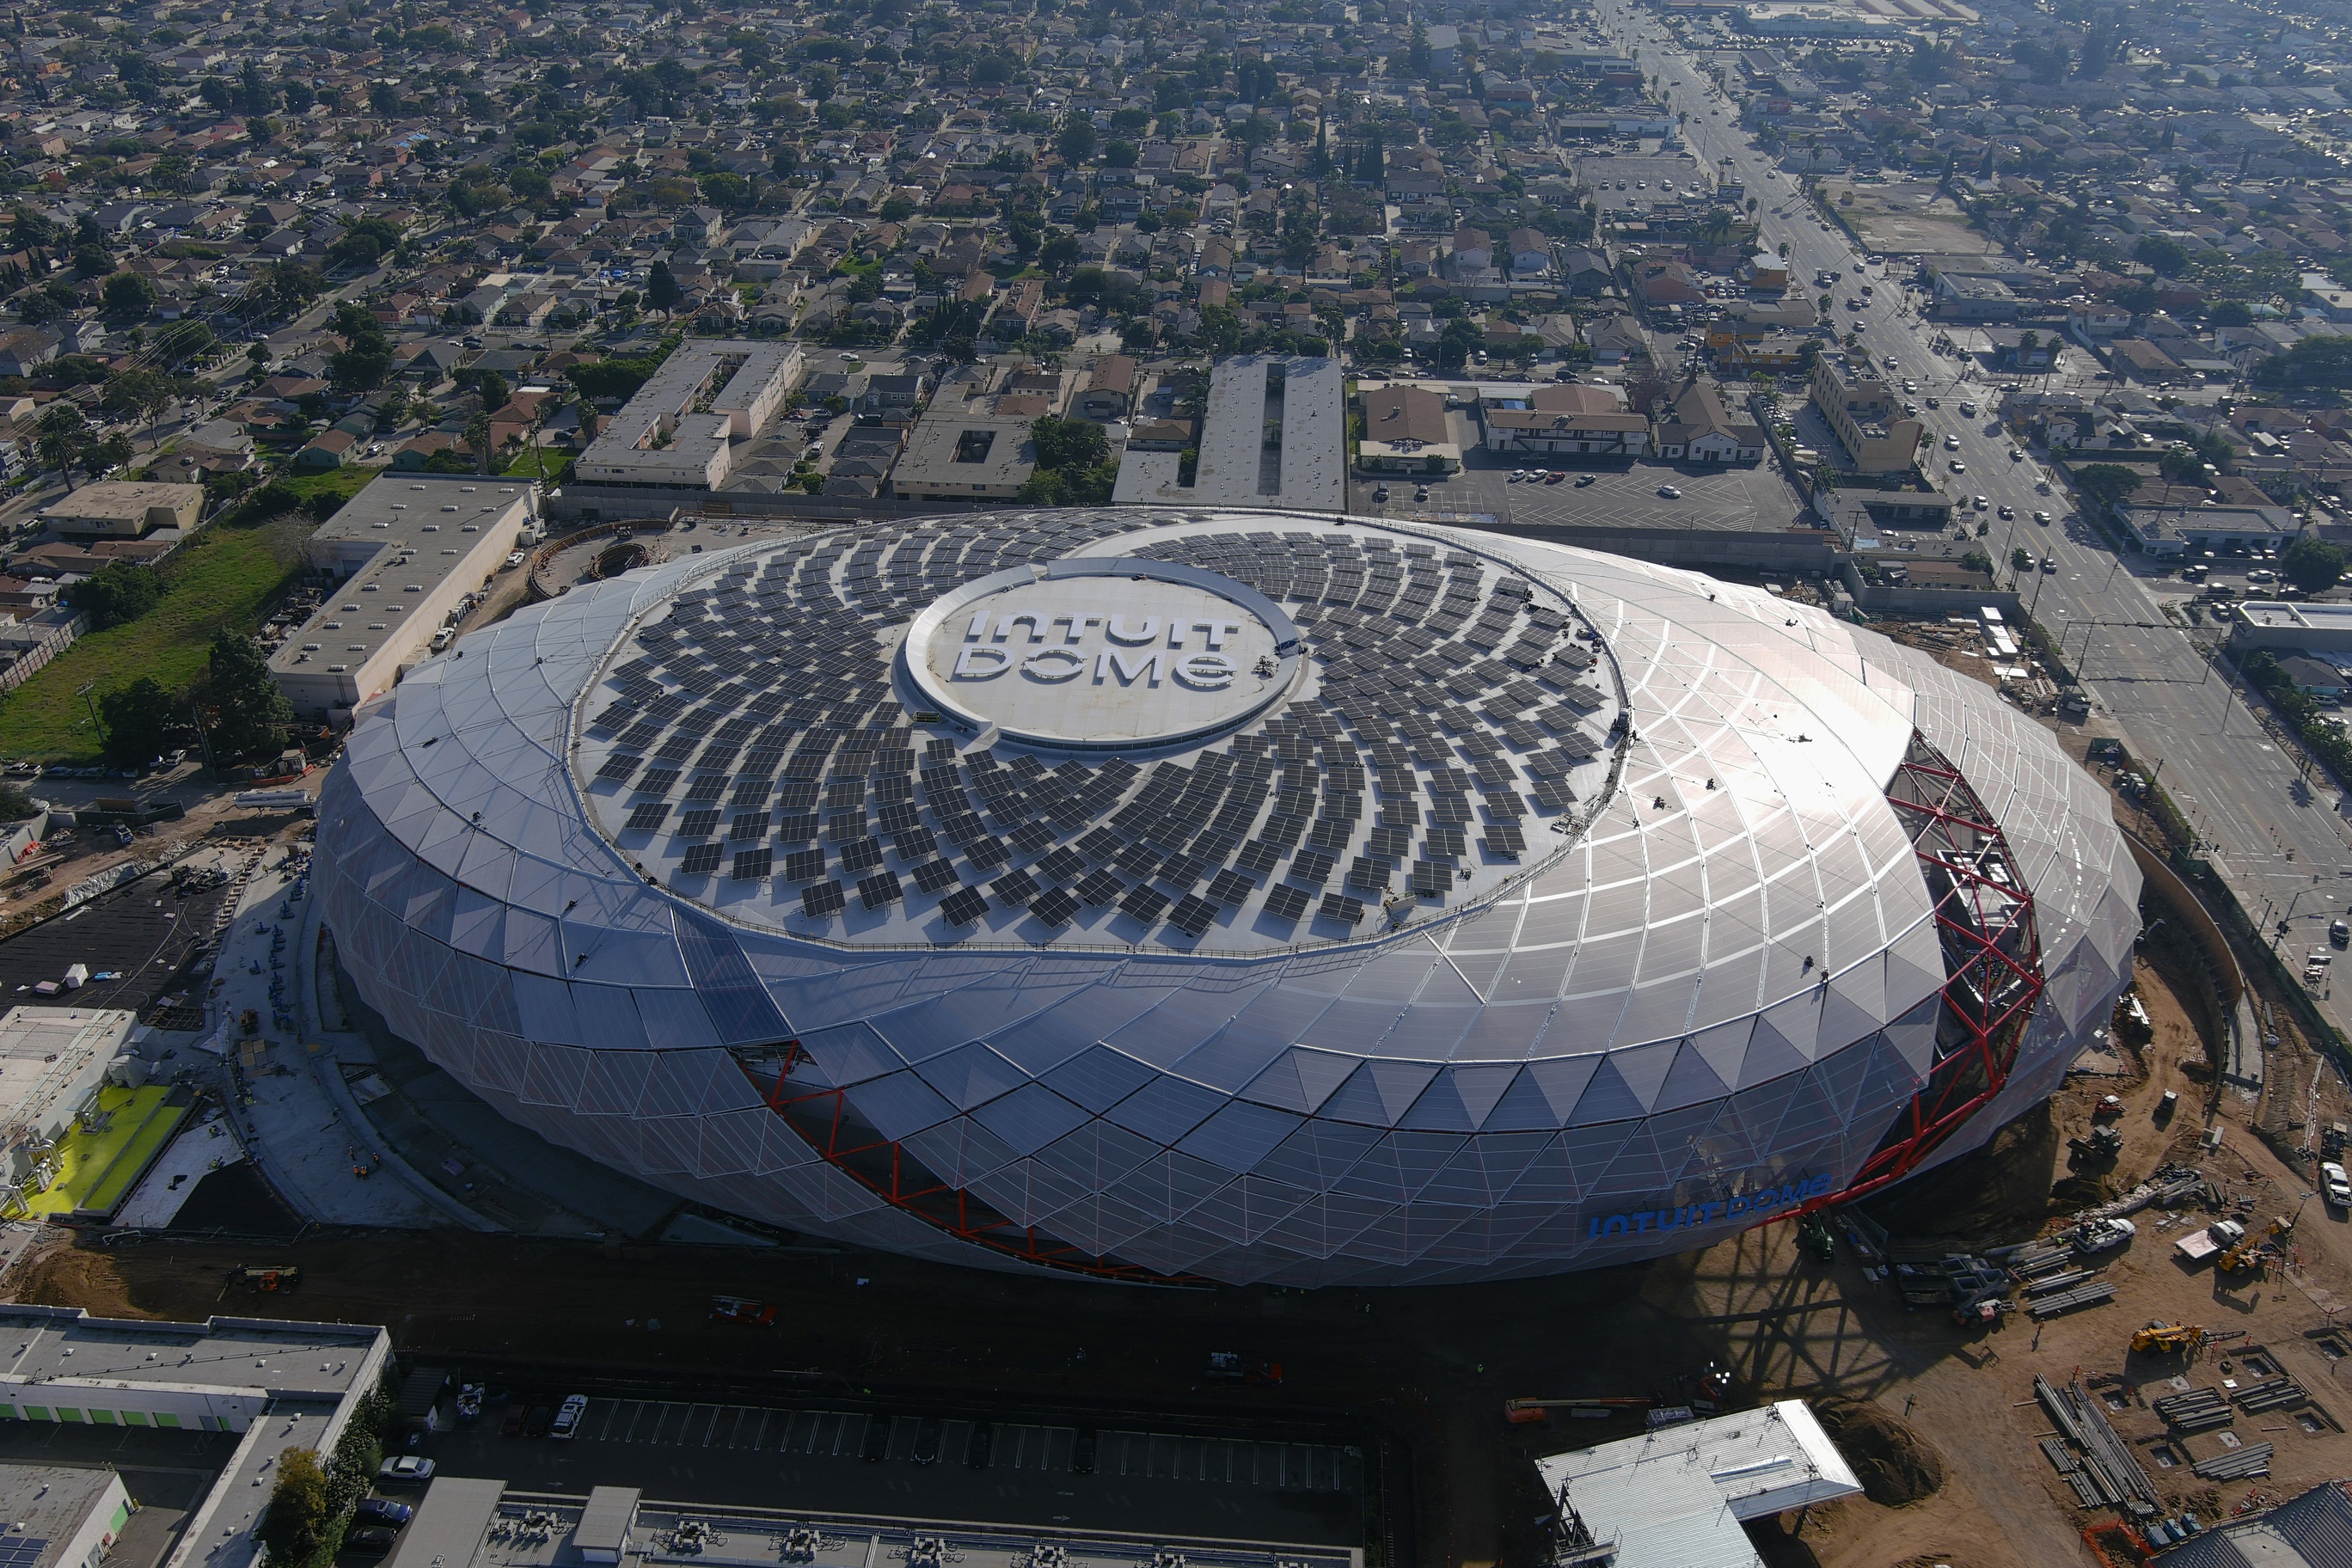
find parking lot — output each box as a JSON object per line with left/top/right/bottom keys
{"left": 418, "top": 1393, "right": 1361, "bottom": 1546}
{"left": 1349, "top": 430, "right": 1809, "bottom": 538}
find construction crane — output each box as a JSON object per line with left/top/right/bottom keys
{"left": 2129, "top": 1321, "right": 2206, "bottom": 1357}
{"left": 1504, "top": 1396, "right": 1652, "bottom": 1425}
{"left": 2218, "top": 1216, "right": 2294, "bottom": 1276}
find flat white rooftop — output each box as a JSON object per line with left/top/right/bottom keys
{"left": 1534, "top": 1401, "right": 1862, "bottom": 1568}
{"left": 1116, "top": 357, "right": 1344, "bottom": 512}
{"left": 2236, "top": 599, "right": 2352, "bottom": 630}
{"left": 0, "top": 1008, "right": 132, "bottom": 1139}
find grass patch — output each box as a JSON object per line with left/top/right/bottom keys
{"left": 0, "top": 508, "right": 317, "bottom": 760}
{"left": 502, "top": 446, "right": 573, "bottom": 484}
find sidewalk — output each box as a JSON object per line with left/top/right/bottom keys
{"left": 210, "top": 843, "right": 438, "bottom": 1228}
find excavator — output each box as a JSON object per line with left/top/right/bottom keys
{"left": 2129, "top": 1321, "right": 2206, "bottom": 1357}
{"left": 2218, "top": 1215, "right": 2294, "bottom": 1277}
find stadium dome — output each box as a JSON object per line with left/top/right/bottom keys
{"left": 314, "top": 508, "right": 2139, "bottom": 1286}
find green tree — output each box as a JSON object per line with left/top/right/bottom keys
{"left": 64, "top": 562, "right": 164, "bottom": 630}
{"left": 2012, "top": 546, "right": 2034, "bottom": 573}
{"left": 2254, "top": 336, "right": 2352, "bottom": 392}
{"left": 2072, "top": 463, "right": 2142, "bottom": 509}
{"left": 1056, "top": 115, "right": 1098, "bottom": 165}
{"left": 34, "top": 404, "right": 89, "bottom": 489}
{"left": 472, "top": 370, "right": 510, "bottom": 413}
{"left": 98, "top": 677, "right": 180, "bottom": 767}
{"left": 99, "top": 369, "right": 173, "bottom": 424}
{"left": 1039, "top": 231, "right": 1081, "bottom": 273}
{"left": 328, "top": 301, "right": 391, "bottom": 393}
{"left": 0, "top": 784, "right": 35, "bottom": 821}
{"left": 1434, "top": 315, "right": 1483, "bottom": 371}
{"left": 2133, "top": 233, "right": 2190, "bottom": 277}
{"left": 99, "top": 272, "right": 156, "bottom": 319}
{"left": 197, "top": 632, "right": 293, "bottom": 761}
{"left": 256, "top": 1448, "right": 329, "bottom": 1567}
{"left": 645, "top": 260, "right": 683, "bottom": 313}
{"left": 2284, "top": 535, "right": 2347, "bottom": 596}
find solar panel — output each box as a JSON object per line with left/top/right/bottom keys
{"left": 1168, "top": 895, "right": 1219, "bottom": 938}
{"left": 992, "top": 868, "right": 1039, "bottom": 903}
{"left": 911, "top": 858, "right": 962, "bottom": 893}
{"left": 892, "top": 828, "right": 938, "bottom": 860}
{"left": 678, "top": 843, "right": 723, "bottom": 877}
{"left": 1075, "top": 869, "right": 1124, "bottom": 905}
{"left": 775, "top": 812, "right": 818, "bottom": 843}
{"left": 1346, "top": 859, "right": 1390, "bottom": 893}
{"left": 1320, "top": 892, "right": 1365, "bottom": 924}
{"left": 1257, "top": 884, "right": 1307, "bottom": 922}
{"left": 781, "top": 848, "right": 827, "bottom": 882}
{"left": 967, "top": 836, "right": 1009, "bottom": 868}
{"left": 802, "top": 880, "right": 847, "bottom": 916}
{"left": 624, "top": 804, "right": 670, "bottom": 833}
{"left": 730, "top": 812, "right": 770, "bottom": 842}
{"left": 1038, "top": 846, "right": 1087, "bottom": 882}
{"left": 1206, "top": 868, "right": 1257, "bottom": 904}
{"left": 1120, "top": 885, "right": 1171, "bottom": 924}
{"left": 1289, "top": 848, "right": 1335, "bottom": 885}
{"left": 732, "top": 848, "right": 774, "bottom": 881}
{"left": 1234, "top": 840, "right": 1283, "bottom": 876}
{"left": 1029, "top": 886, "right": 1080, "bottom": 926}
{"left": 858, "top": 872, "right": 903, "bottom": 910}
{"left": 839, "top": 837, "right": 885, "bottom": 872}
{"left": 677, "top": 808, "right": 723, "bottom": 838}
{"left": 940, "top": 886, "right": 989, "bottom": 926}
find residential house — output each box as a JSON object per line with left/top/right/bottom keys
{"left": 1356, "top": 383, "right": 1461, "bottom": 475}
{"left": 1483, "top": 383, "right": 1651, "bottom": 461}
{"left": 1651, "top": 381, "right": 1767, "bottom": 463}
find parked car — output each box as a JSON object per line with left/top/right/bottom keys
{"left": 2325, "top": 1161, "right": 2352, "bottom": 1209}
{"left": 1573, "top": 473, "right": 1596, "bottom": 487}
{"left": 377, "top": 1458, "right": 435, "bottom": 1484}
{"left": 550, "top": 1394, "right": 588, "bottom": 1439}
{"left": 1657, "top": 484, "right": 1681, "bottom": 498}
{"left": 354, "top": 1500, "right": 413, "bottom": 1528}
{"left": 346, "top": 1528, "right": 401, "bottom": 1556}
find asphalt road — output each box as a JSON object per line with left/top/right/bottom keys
{"left": 1600, "top": 4, "right": 2352, "bottom": 1051}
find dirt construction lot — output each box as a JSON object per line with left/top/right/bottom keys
{"left": 12, "top": 921, "right": 2352, "bottom": 1568}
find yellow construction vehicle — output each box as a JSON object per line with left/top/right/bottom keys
{"left": 2129, "top": 1321, "right": 2205, "bottom": 1356}
{"left": 2218, "top": 1215, "right": 2294, "bottom": 1276}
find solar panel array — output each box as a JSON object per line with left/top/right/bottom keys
{"left": 579, "top": 516, "right": 1621, "bottom": 950}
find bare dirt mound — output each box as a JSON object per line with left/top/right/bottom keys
{"left": 1812, "top": 1397, "right": 1947, "bottom": 1507}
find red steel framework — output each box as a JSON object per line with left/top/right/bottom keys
{"left": 731, "top": 1043, "right": 1211, "bottom": 1285}
{"left": 1790, "top": 731, "right": 2045, "bottom": 1218}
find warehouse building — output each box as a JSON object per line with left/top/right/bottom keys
{"left": 268, "top": 474, "right": 535, "bottom": 723}
{"left": 1537, "top": 1403, "right": 1862, "bottom": 1568}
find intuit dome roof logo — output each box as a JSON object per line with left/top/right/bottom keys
{"left": 1587, "top": 1173, "right": 1839, "bottom": 1242}
{"left": 902, "top": 556, "right": 1307, "bottom": 753}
